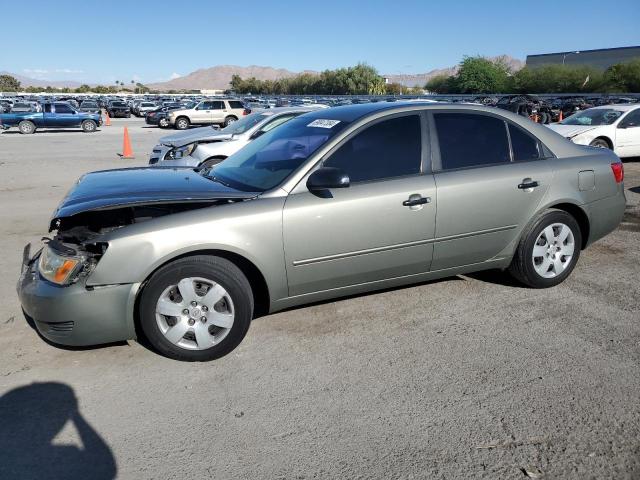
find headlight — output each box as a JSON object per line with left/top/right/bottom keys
{"left": 166, "top": 143, "right": 197, "bottom": 160}
{"left": 38, "top": 246, "right": 84, "bottom": 285}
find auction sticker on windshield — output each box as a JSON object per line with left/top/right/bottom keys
{"left": 307, "top": 119, "right": 341, "bottom": 128}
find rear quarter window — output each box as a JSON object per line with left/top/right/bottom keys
{"left": 228, "top": 101, "right": 245, "bottom": 109}
{"left": 509, "top": 124, "right": 542, "bottom": 161}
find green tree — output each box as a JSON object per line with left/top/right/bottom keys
{"left": 425, "top": 74, "right": 457, "bottom": 94}
{"left": 454, "top": 56, "right": 512, "bottom": 93}
{"left": 0, "top": 74, "right": 21, "bottom": 91}
{"left": 513, "top": 64, "right": 604, "bottom": 93}
{"left": 604, "top": 59, "right": 640, "bottom": 92}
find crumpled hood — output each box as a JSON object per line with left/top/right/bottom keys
{"left": 51, "top": 167, "right": 256, "bottom": 226}
{"left": 160, "top": 127, "right": 232, "bottom": 147}
{"left": 547, "top": 124, "right": 597, "bottom": 138}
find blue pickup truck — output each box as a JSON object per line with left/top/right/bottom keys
{"left": 0, "top": 101, "right": 102, "bottom": 134}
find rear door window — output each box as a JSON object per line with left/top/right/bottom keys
{"left": 212, "top": 101, "right": 225, "bottom": 110}
{"left": 434, "top": 113, "right": 510, "bottom": 170}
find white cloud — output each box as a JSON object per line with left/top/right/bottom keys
{"left": 132, "top": 74, "right": 142, "bottom": 82}
{"left": 55, "top": 68, "right": 84, "bottom": 74}
{"left": 23, "top": 69, "right": 49, "bottom": 79}
{"left": 169, "top": 72, "right": 182, "bottom": 80}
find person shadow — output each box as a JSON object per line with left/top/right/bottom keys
{"left": 0, "top": 382, "right": 117, "bottom": 480}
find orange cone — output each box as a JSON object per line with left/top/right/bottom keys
{"left": 558, "top": 110, "right": 563, "bottom": 122}
{"left": 104, "top": 111, "right": 111, "bottom": 126}
{"left": 119, "top": 127, "right": 135, "bottom": 159}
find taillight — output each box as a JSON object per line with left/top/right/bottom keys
{"left": 242, "top": 108, "right": 251, "bottom": 116}
{"left": 611, "top": 162, "right": 624, "bottom": 183}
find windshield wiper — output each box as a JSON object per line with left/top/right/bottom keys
{"left": 204, "top": 172, "right": 232, "bottom": 188}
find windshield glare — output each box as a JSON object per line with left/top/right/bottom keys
{"left": 220, "top": 112, "right": 271, "bottom": 134}
{"left": 209, "top": 116, "right": 349, "bottom": 192}
{"left": 562, "top": 109, "right": 623, "bottom": 126}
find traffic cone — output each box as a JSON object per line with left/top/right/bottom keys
{"left": 119, "top": 127, "right": 135, "bottom": 159}
{"left": 558, "top": 110, "right": 563, "bottom": 122}
{"left": 104, "top": 111, "right": 111, "bottom": 126}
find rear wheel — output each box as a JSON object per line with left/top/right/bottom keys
{"left": 224, "top": 116, "right": 237, "bottom": 127}
{"left": 589, "top": 138, "right": 610, "bottom": 149}
{"left": 508, "top": 209, "right": 582, "bottom": 288}
{"left": 139, "top": 255, "right": 253, "bottom": 361}
{"left": 175, "top": 117, "right": 190, "bottom": 130}
{"left": 18, "top": 120, "right": 35, "bottom": 134}
{"left": 158, "top": 118, "right": 169, "bottom": 128}
{"left": 81, "top": 120, "right": 97, "bottom": 132}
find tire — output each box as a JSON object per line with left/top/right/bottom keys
{"left": 538, "top": 112, "right": 549, "bottom": 124}
{"left": 18, "top": 120, "right": 35, "bottom": 134}
{"left": 224, "top": 116, "right": 237, "bottom": 127}
{"left": 589, "top": 138, "right": 611, "bottom": 149}
{"left": 199, "top": 156, "right": 227, "bottom": 169}
{"left": 81, "top": 120, "right": 97, "bottom": 133}
{"left": 508, "top": 209, "right": 582, "bottom": 288}
{"left": 139, "top": 255, "right": 254, "bottom": 361}
{"left": 126, "top": 113, "right": 131, "bottom": 118}
{"left": 158, "top": 118, "right": 169, "bottom": 128}
{"left": 175, "top": 117, "right": 190, "bottom": 130}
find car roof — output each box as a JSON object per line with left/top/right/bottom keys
{"left": 587, "top": 104, "right": 640, "bottom": 112}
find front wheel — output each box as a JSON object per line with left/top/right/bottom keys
{"left": 81, "top": 120, "right": 97, "bottom": 133}
{"left": 139, "top": 255, "right": 254, "bottom": 361}
{"left": 508, "top": 209, "right": 581, "bottom": 288}
{"left": 18, "top": 120, "right": 35, "bottom": 134}
{"left": 589, "top": 138, "right": 610, "bottom": 149}
{"left": 199, "top": 156, "right": 227, "bottom": 169}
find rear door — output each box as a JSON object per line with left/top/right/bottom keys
{"left": 283, "top": 113, "right": 436, "bottom": 296}
{"left": 211, "top": 101, "right": 226, "bottom": 124}
{"left": 430, "top": 111, "right": 553, "bottom": 271}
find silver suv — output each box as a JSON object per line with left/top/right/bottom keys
{"left": 167, "top": 99, "right": 247, "bottom": 129}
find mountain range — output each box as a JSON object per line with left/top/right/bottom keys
{"left": 3, "top": 56, "right": 524, "bottom": 91}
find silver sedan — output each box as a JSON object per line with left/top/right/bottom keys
{"left": 18, "top": 102, "right": 625, "bottom": 361}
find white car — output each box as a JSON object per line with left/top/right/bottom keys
{"left": 547, "top": 104, "right": 640, "bottom": 158}
{"left": 149, "top": 106, "right": 324, "bottom": 169}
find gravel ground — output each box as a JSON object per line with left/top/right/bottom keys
{"left": 0, "top": 118, "right": 638, "bottom": 479}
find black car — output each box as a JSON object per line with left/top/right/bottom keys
{"left": 495, "top": 94, "right": 554, "bottom": 124}
{"left": 78, "top": 100, "right": 101, "bottom": 114}
{"left": 106, "top": 101, "right": 130, "bottom": 118}
{"left": 145, "top": 104, "right": 183, "bottom": 128}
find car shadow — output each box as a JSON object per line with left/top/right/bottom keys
{"left": 1, "top": 129, "right": 98, "bottom": 135}
{"left": 0, "top": 382, "right": 117, "bottom": 480}
{"left": 629, "top": 185, "right": 640, "bottom": 194}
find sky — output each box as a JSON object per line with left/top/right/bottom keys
{"left": 3, "top": 0, "right": 639, "bottom": 84}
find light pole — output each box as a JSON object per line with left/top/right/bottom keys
{"left": 562, "top": 51, "right": 580, "bottom": 65}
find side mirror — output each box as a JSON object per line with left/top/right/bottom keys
{"left": 307, "top": 167, "right": 350, "bottom": 192}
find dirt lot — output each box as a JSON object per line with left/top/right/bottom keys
{"left": 0, "top": 119, "right": 639, "bottom": 479}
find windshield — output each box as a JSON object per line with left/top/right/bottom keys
{"left": 220, "top": 112, "right": 271, "bottom": 134}
{"left": 561, "top": 109, "right": 623, "bottom": 126}
{"left": 208, "top": 116, "right": 349, "bottom": 192}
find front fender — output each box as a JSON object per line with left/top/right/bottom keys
{"left": 86, "top": 196, "right": 288, "bottom": 302}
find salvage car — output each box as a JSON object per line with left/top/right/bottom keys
{"left": 547, "top": 105, "right": 640, "bottom": 157}
{"left": 106, "top": 100, "right": 131, "bottom": 118}
{"left": 149, "top": 106, "right": 323, "bottom": 168}
{"left": 0, "top": 101, "right": 101, "bottom": 134}
{"left": 18, "top": 103, "right": 625, "bottom": 361}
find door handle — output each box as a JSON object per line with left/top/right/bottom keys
{"left": 402, "top": 195, "right": 431, "bottom": 207}
{"left": 518, "top": 180, "right": 539, "bottom": 190}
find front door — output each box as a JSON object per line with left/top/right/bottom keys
{"left": 283, "top": 114, "right": 436, "bottom": 297}
{"left": 430, "top": 112, "right": 553, "bottom": 271}
{"left": 616, "top": 109, "right": 640, "bottom": 157}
